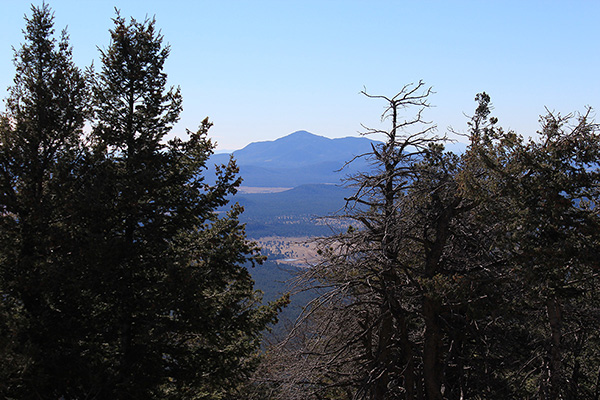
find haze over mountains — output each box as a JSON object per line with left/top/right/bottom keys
{"left": 210, "top": 131, "right": 376, "bottom": 237}
{"left": 218, "top": 131, "right": 467, "bottom": 321}
{"left": 212, "top": 130, "right": 467, "bottom": 238}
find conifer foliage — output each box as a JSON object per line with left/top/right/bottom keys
{"left": 0, "top": 5, "right": 283, "bottom": 399}
{"left": 0, "top": 3, "right": 90, "bottom": 395}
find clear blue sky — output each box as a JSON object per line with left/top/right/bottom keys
{"left": 1, "top": 1, "right": 599, "bottom": 151}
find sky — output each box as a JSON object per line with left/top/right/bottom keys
{"left": 1, "top": 1, "right": 599, "bottom": 151}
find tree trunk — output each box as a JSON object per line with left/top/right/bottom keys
{"left": 567, "top": 331, "right": 585, "bottom": 400}
{"left": 374, "top": 308, "right": 393, "bottom": 400}
{"left": 593, "top": 365, "right": 600, "bottom": 400}
{"left": 400, "top": 311, "right": 416, "bottom": 400}
{"left": 423, "top": 295, "right": 443, "bottom": 400}
{"left": 546, "top": 295, "right": 563, "bottom": 400}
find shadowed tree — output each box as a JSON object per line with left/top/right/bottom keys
{"left": 261, "top": 89, "right": 600, "bottom": 400}
{"left": 261, "top": 83, "right": 512, "bottom": 400}
{"left": 0, "top": 3, "right": 90, "bottom": 397}
{"left": 83, "top": 12, "right": 286, "bottom": 399}
{"left": 0, "top": 6, "right": 285, "bottom": 399}
{"left": 464, "top": 95, "right": 600, "bottom": 399}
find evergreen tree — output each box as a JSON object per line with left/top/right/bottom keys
{"left": 0, "top": 6, "right": 284, "bottom": 399}
{"left": 464, "top": 96, "right": 600, "bottom": 399}
{"left": 0, "top": 3, "right": 90, "bottom": 397}
{"left": 86, "top": 13, "right": 285, "bottom": 399}
{"left": 265, "top": 89, "right": 600, "bottom": 400}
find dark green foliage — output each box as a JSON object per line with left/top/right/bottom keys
{"left": 463, "top": 99, "right": 600, "bottom": 399}
{"left": 0, "top": 4, "right": 90, "bottom": 396}
{"left": 0, "top": 5, "right": 284, "bottom": 399}
{"left": 83, "top": 13, "right": 285, "bottom": 400}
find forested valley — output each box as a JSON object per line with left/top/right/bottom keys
{"left": 1, "top": 4, "right": 600, "bottom": 400}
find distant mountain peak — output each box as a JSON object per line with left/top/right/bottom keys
{"left": 284, "top": 130, "right": 315, "bottom": 137}
{"left": 209, "top": 130, "right": 380, "bottom": 187}
{"left": 273, "top": 130, "right": 329, "bottom": 143}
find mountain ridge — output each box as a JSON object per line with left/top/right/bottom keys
{"left": 211, "top": 130, "right": 380, "bottom": 187}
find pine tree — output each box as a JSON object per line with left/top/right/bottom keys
{"left": 86, "top": 13, "right": 285, "bottom": 399}
{"left": 0, "top": 3, "right": 90, "bottom": 397}
{"left": 267, "top": 88, "right": 600, "bottom": 400}
{"left": 265, "top": 83, "right": 507, "bottom": 399}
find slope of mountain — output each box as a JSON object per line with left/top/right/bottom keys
{"left": 237, "top": 184, "right": 350, "bottom": 218}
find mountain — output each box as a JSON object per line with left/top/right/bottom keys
{"left": 230, "top": 130, "right": 374, "bottom": 168}
{"left": 210, "top": 131, "right": 379, "bottom": 187}
{"left": 211, "top": 131, "right": 468, "bottom": 188}
{"left": 237, "top": 184, "right": 351, "bottom": 218}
